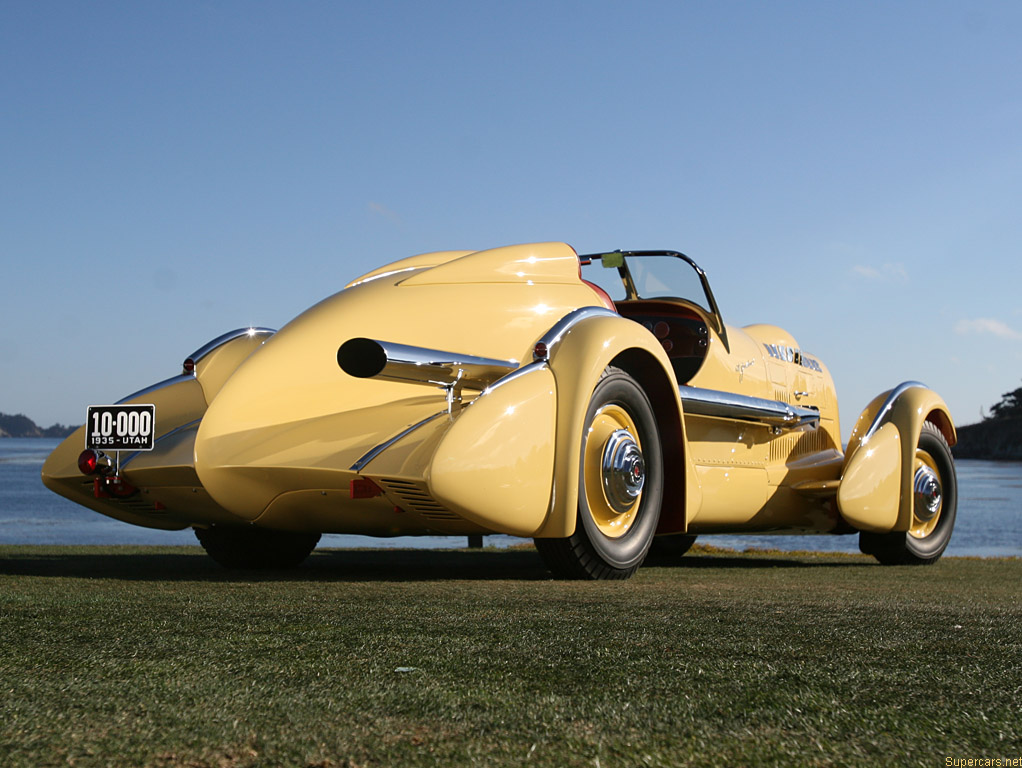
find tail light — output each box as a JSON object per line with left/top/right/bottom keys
{"left": 93, "top": 476, "right": 139, "bottom": 499}
{"left": 79, "top": 449, "right": 138, "bottom": 498}
{"left": 350, "top": 477, "right": 384, "bottom": 499}
{"left": 77, "top": 449, "right": 113, "bottom": 476}
{"left": 78, "top": 449, "right": 98, "bottom": 475}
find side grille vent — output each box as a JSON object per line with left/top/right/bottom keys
{"left": 769, "top": 427, "right": 830, "bottom": 464}
{"left": 378, "top": 479, "right": 461, "bottom": 522}
{"left": 113, "top": 497, "right": 159, "bottom": 513}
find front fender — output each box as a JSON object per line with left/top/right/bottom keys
{"left": 838, "top": 382, "right": 956, "bottom": 532}
{"left": 429, "top": 364, "right": 557, "bottom": 536}
{"left": 534, "top": 311, "right": 685, "bottom": 538}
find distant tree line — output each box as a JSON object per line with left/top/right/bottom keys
{"left": 954, "top": 381, "right": 1022, "bottom": 460}
{"left": 0, "top": 412, "right": 78, "bottom": 438}
{"left": 987, "top": 383, "right": 1022, "bottom": 420}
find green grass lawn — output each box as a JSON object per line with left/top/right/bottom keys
{"left": 1, "top": 545, "right": 1019, "bottom": 767}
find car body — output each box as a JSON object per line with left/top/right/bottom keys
{"left": 42, "top": 242, "right": 958, "bottom": 577}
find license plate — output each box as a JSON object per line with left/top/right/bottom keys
{"left": 85, "top": 404, "right": 156, "bottom": 451}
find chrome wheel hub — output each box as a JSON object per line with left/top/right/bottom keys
{"left": 601, "top": 429, "right": 645, "bottom": 513}
{"left": 913, "top": 465, "right": 942, "bottom": 522}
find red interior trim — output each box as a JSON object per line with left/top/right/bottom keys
{"left": 582, "top": 280, "right": 616, "bottom": 311}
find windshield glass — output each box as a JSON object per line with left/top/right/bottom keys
{"left": 583, "top": 253, "right": 711, "bottom": 313}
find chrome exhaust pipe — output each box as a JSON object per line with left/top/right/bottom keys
{"left": 337, "top": 338, "right": 518, "bottom": 390}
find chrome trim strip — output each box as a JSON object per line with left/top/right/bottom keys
{"left": 186, "top": 327, "right": 276, "bottom": 365}
{"left": 338, "top": 338, "right": 518, "bottom": 390}
{"left": 861, "top": 381, "right": 927, "bottom": 443}
{"left": 347, "top": 266, "right": 421, "bottom": 288}
{"left": 120, "top": 418, "right": 202, "bottom": 470}
{"left": 350, "top": 411, "right": 449, "bottom": 473}
{"left": 679, "top": 385, "right": 820, "bottom": 430}
{"left": 116, "top": 374, "right": 196, "bottom": 405}
{"left": 480, "top": 360, "right": 549, "bottom": 394}
{"left": 533, "top": 307, "right": 619, "bottom": 361}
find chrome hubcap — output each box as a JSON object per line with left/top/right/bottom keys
{"left": 913, "top": 465, "right": 942, "bottom": 522}
{"left": 601, "top": 429, "right": 645, "bottom": 513}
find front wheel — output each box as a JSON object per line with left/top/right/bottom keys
{"left": 859, "top": 421, "right": 957, "bottom": 565}
{"left": 535, "top": 368, "right": 663, "bottom": 580}
{"left": 194, "top": 525, "right": 321, "bottom": 569}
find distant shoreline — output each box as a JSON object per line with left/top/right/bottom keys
{"left": 0, "top": 412, "right": 78, "bottom": 439}
{"left": 0, "top": 435, "right": 77, "bottom": 439}
{"left": 952, "top": 417, "right": 1022, "bottom": 462}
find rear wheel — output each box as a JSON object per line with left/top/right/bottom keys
{"left": 649, "top": 534, "right": 698, "bottom": 559}
{"left": 859, "top": 421, "right": 957, "bottom": 565}
{"left": 194, "top": 525, "right": 321, "bottom": 569}
{"left": 535, "top": 368, "right": 663, "bottom": 580}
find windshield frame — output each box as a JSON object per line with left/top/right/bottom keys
{"left": 578, "top": 249, "right": 730, "bottom": 353}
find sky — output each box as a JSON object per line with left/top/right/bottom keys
{"left": 2, "top": 0, "right": 1020, "bottom": 439}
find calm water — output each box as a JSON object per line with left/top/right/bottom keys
{"left": 2, "top": 438, "right": 1019, "bottom": 557}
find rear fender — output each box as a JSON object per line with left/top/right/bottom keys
{"left": 533, "top": 312, "right": 689, "bottom": 538}
{"left": 838, "top": 382, "right": 956, "bottom": 532}
{"left": 187, "top": 328, "right": 275, "bottom": 404}
{"left": 41, "top": 374, "right": 211, "bottom": 530}
{"left": 41, "top": 328, "right": 274, "bottom": 530}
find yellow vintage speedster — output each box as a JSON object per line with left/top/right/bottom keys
{"left": 42, "top": 243, "right": 957, "bottom": 578}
